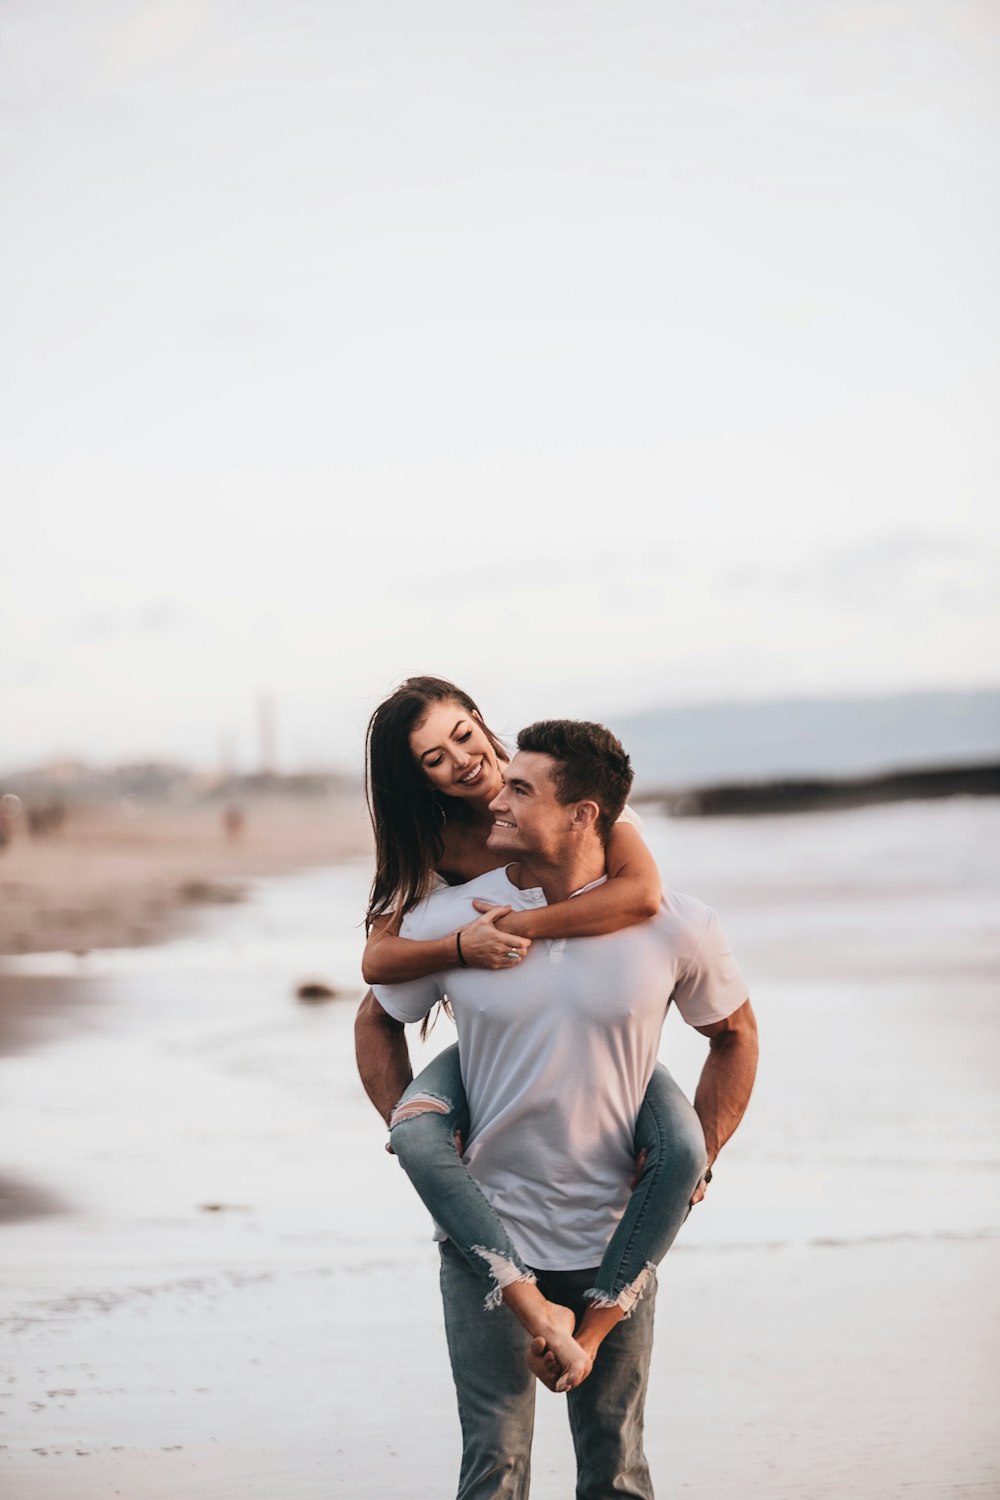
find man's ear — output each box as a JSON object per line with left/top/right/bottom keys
{"left": 569, "top": 800, "right": 600, "bottom": 832}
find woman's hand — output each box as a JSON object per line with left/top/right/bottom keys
{"left": 455, "top": 906, "right": 531, "bottom": 969}
{"left": 472, "top": 899, "right": 533, "bottom": 940}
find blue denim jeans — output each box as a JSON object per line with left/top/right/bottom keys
{"left": 439, "top": 1238, "right": 657, "bottom": 1500}
{"left": 389, "top": 1043, "right": 706, "bottom": 1312}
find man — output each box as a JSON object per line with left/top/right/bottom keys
{"left": 355, "top": 719, "right": 758, "bottom": 1499}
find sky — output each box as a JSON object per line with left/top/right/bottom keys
{"left": 2, "top": 0, "right": 998, "bottom": 774}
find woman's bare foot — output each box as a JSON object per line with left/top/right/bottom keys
{"left": 573, "top": 1302, "right": 626, "bottom": 1365}
{"left": 501, "top": 1283, "right": 593, "bottom": 1392}
{"left": 527, "top": 1335, "right": 562, "bottom": 1390}
{"left": 530, "top": 1303, "right": 593, "bottom": 1393}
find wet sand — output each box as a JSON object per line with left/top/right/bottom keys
{"left": 0, "top": 791, "right": 372, "bottom": 963}
{"left": 4, "top": 1232, "right": 996, "bottom": 1499}
{"left": 1, "top": 799, "right": 998, "bottom": 1498}
{"left": 0, "top": 792, "right": 372, "bottom": 1237}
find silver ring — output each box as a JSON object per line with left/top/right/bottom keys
{"left": 505, "top": 948, "right": 519, "bottom": 960}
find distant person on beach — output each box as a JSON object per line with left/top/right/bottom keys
{"left": 355, "top": 681, "right": 758, "bottom": 1494}
{"left": 0, "top": 792, "right": 23, "bottom": 853}
{"left": 222, "top": 802, "right": 244, "bottom": 842}
{"left": 26, "top": 799, "right": 65, "bottom": 838}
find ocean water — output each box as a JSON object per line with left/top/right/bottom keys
{"left": 1, "top": 796, "right": 998, "bottom": 1497}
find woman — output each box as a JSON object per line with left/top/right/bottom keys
{"left": 363, "top": 676, "right": 708, "bottom": 1391}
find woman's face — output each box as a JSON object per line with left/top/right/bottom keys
{"left": 409, "top": 699, "right": 504, "bottom": 802}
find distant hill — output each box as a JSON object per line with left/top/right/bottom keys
{"left": 608, "top": 687, "right": 1000, "bottom": 794}
{"left": 644, "top": 762, "right": 1000, "bottom": 817}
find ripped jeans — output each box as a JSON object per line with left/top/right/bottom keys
{"left": 389, "top": 1043, "right": 707, "bottom": 1315}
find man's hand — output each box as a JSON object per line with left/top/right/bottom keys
{"left": 689, "top": 1167, "right": 713, "bottom": 1207}
{"left": 460, "top": 904, "right": 531, "bottom": 968}
{"left": 628, "top": 1148, "right": 647, "bottom": 1191}
{"left": 631, "top": 1146, "right": 711, "bottom": 1204}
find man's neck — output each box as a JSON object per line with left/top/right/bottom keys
{"left": 508, "top": 847, "right": 608, "bottom": 906}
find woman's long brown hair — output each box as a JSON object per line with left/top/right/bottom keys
{"left": 364, "top": 675, "right": 508, "bottom": 932}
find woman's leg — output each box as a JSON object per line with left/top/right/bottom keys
{"left": 572, "top": 1063, "right": 707, "bottom": 1361}
{"left": 389, "top": 1043, "right": 532, "bottom": 1300}
{"left": 390, "top": 1043, "right": 592, "bottom": 1390}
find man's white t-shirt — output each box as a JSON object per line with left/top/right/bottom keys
{"left": 373, "top": 864, "right": 747, "bottom": 1271}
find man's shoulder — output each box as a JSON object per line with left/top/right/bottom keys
{"left": 657, "top": 888, "right": 746, "bottom": 1022}
{"left": 659, "top": 887, "right": 716, "bottom": 924}
{"left": 401, "top": 865, "right": 516, "bottom": 939}
{"left": 651, "top": 888, "right": 719, "bottom": 953}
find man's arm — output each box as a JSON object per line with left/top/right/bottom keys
{"left": 690, "top": 998, "right": 758, "bottom": 1203}
{"left": 355, "top": 989, "right": 413, "bottom": 1124}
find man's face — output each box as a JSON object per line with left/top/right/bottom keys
{"left": 486, "top": 750, "right": 567, "bottom": 862}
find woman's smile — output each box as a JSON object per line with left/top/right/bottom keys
{"left": 409, "top": 699, "right": 506, "bottom": 801}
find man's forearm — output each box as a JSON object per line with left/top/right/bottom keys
{"left": 355, "top": 991, "right": 413, "bottom": 1124}
{"left": 693, "top": 1001, "right": 759, "bottom": 1165}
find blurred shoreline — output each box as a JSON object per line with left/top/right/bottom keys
{"left": 0, "top": 790, "right": 373, "bottom": 963}
{"left": 3, "top": 753, "right": 997, "bottom": 963}
{"left": 640, "top": 758, "right": 1000, "bottom": 817}
{"left": 0, "top": 793, "right": 374, "bottom": 1225}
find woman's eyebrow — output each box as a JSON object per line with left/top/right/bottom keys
{"left": 418, "top": 720, "right": 468, "bottom": 760}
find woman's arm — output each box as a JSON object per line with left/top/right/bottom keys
{"left": 363, "top": 918, "right": 462, "bottom": 986}
{"left": 362, "top": 908, "right": 531, "bottom": 985}
{"left": 498, "top": 820, "right": 662, "bottom": 941}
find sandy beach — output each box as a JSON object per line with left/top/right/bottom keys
{"left": 0, "top": 789, "right": 373, "bottom": 1226}
{"left": 0, "top": 790, "right": 373, "bottom": 963}
{"left": 1, "top": 796, "right": 998, "bottom": 1498}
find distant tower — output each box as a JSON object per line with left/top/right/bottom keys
{"left": 219, "top": 728, "right": 235, "bottom": 782}
{"left": 257, "top": 693, "right": 276, "bottom": 776}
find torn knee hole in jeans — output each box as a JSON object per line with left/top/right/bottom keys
{"left": 389, "top": 1091, "right": 453, "bottom": 1128}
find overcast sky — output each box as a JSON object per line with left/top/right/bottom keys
{"left": 2, "top": 0, "right": 998, "bottom": 773}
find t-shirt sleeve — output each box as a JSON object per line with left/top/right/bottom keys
{"left": 370, "top": 899, "right": 447, "bottom": 1025}
{"left": 372, "top": 972, "right": 444, "bottom": 1025}
{"left": 670, "top": 907, "right": 747, "bottom": 1028}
